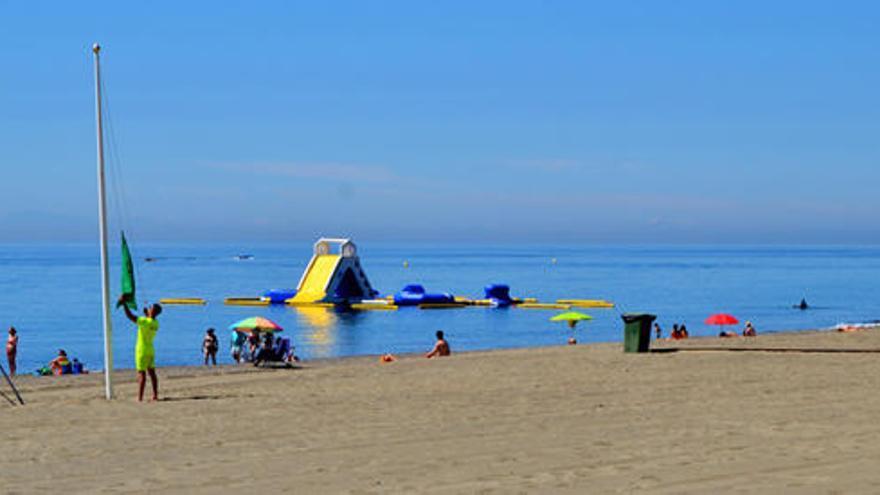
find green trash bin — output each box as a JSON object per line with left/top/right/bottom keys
{"left": 622, "top": 313, "right": 656, "bottom": 353}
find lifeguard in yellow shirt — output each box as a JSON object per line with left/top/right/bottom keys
{"left": 119, "top": 296, "right": 162, "bottom": 402}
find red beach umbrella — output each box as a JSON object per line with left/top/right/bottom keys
{"left": 705, "top": 313, "right": 739, "bottom": 336}
{"left": 705, "top": 314, "right": 739, "bottom": 326}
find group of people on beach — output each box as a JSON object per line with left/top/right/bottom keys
{"left": 654, "top": 323, "right": 690, "bottom": 340}
{"left": 653, "top": 321, "right": 757, "bottom": 340}
{"left": 7, "top": 326, "right": 87, "bottom": 377}
{"left": 226, "top": 329, "right": 296, "bottom": 366}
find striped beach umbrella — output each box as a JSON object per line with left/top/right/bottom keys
{"left": 228, "top": 316, "right": 284, "bottom": 334}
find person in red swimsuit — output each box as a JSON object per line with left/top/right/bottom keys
{"left": 6, "top": 327, "right": 18, "bottom": 376}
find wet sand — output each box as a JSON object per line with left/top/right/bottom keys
{"left": 3, "top": 328, "right": 880, "bottom": 493}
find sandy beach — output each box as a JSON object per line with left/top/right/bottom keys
{"left": 3, "top": 328, "right": 880, "bottom": 494}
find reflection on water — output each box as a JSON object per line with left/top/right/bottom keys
{"left": 292, "top": 306, "right": 372, "bottom": 357}
{"left": 293, "top": 306, "right": 337, "bottom": 357}
{"left": 295, "top": 305, "right": 337, "bottom": 328}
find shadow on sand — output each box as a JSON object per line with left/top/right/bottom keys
{"left": 653, "top": 347, "right": 880, "bottom": 354}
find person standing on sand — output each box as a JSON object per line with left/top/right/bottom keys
{"left": 119, "top": 296, "right": 161, "bottom": 402}
{"left": 6, "top": 327, "right": 18, "bottom": 376}
{"left": 654, "top": 323, "right": 662, "bottom": 340}
{"left": 246, "top": 330, "right": 261, "bottom": 361}
{"left": 230, "top": 330, "right": 246, "bottom": 363}
{"left": 425, "top": 330, "right": 451, "bottom": 358}
{"left": 203, "top": 328, "right": 219, "bottom": 366}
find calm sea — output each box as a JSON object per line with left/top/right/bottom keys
{"left": 2, "top": 243, "right": 879, "bottom": 372}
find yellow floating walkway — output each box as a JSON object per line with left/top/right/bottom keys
{"left": 556, "top": 299, "right": 615, "bottom": 309}
{"left": 419, "top": 303, "right": 468, "bottom": 309}
{"left": 518, "top": 303, "right": 571, "bottom": 310}
{"left": 470, "top": 299, "right": 494, "bottom": 307}
{"left": 159, "top": 298, "right": 206, "bottom": 305}
{"left": 224, "top": 297, "right": 270, "bottom": 306}
{"left": 286, "top": 301, "right": 335, "bottom": 308}
{"left": 351, "top": 303, "right": 399, "bottom": 311}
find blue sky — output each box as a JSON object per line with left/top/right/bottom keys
{"left": 1, "top": 1, "right": 879, "bottom": 243}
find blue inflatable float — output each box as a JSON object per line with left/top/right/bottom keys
{"left": 263, "top": 289, "right": 297, "bottom": 304}
{"left": 484, "top": 284, "right": 514, "bottom": 307}
{"left": 393, "top": 284, "right": 455, "bottom": 306}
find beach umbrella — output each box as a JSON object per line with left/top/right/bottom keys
{"left": 551, "top": 311, "right": 593, "bottom": 329}
{"left": 705, "top": 313, "right": 738, "bottom": 335}
{"left": 229, "top": 316, "right": 284, "bottom": 334}
{"left": 705, "top": 313, "right": 738, "bottom": 326}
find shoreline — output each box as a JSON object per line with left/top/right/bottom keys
{"left": 10, "top": 321, "right": 871, "bottom": 377}
{"left": 8, "top": 323, "right": 879, "bottom": 398}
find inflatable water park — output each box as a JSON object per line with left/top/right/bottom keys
{"left": 160, "top": 237, "right": 615, "bottom": 312}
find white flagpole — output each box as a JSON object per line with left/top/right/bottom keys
{"left": 93, "top": 43, "right": 114, "bottom": 400}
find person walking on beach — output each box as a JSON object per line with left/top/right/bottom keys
{"left": 6, "top": 327, "right": 18, "bottom": 376}
{"left": 119, "top": 296, "right": 161, "bottom": 402}
{"left": 426, "top": 330, "right": 451, "bottom": 358}
{"left": 203, "top": 328, "right": 219, "bottom": 366}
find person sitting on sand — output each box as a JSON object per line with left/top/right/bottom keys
{"left": 838, "top": 325, "right": 865, "bottom": 333}
{"left": 49, "top": 349, "right": 71, "bottom": 375}
{"left": 253, "top": 333, "right": 276, "bottom": 367}
{"left": 6, "top": 326, "right": 18, "bottom": 376}
{"left": 425, "top": 330, "right": 451, "bottom": 358}
{"left": 119, "top": 297, "right": 162, "bottom": 402}
{"left": 680, "top": 324, "right": 689, "bottom": 339}
{"left": 743, "top": 321, "right": 757, "bottom": 337}
{"left": 203, "top": 328, "right": 219, "bottom": 366}
{"left": 670, "top": 324, "right": 682, "bottom": 340}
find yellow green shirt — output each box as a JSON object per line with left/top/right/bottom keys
{"left": 136, "top": 316, "right": 159, "bottom": 355}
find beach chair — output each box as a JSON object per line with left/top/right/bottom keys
{"left": 274, "top": 338, "right": 293, "bottom": 362}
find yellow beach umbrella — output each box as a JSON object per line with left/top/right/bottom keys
{"left": 550, "top": 311, "right": 593, "bottom": 329}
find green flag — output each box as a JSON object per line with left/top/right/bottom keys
{"left": 118, "top": 232, "right": 137, "bottom": 310}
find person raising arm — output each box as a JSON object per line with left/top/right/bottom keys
{"left": 119, "top": 296, "right": 161, "bottom": 402}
